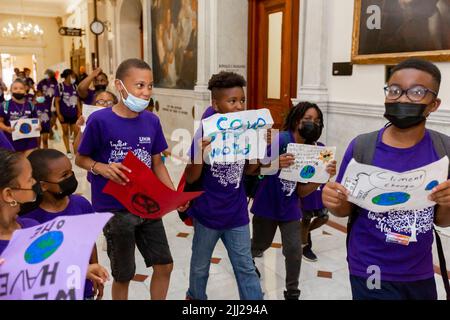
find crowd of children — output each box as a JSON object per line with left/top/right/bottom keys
{"left": 0, "top": 57, "right": 449, "bottom": 301}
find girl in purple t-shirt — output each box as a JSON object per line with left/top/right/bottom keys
{"left": 0, "top": 79, "right": 40, "bottom": 155}
{"left": 0, "top": 149, "right": 40, "bottom": 259}
{"left": 250, "top": 102, "right": 336, "bottom": 300}
{"left": 34, "top": 90, "right": 51, "bottom": 149}
{"left": 55, "top": 69, "right": 81, "bottom": 159}
{"left": 25, "top": 149, "right": 109, "bottom": 300}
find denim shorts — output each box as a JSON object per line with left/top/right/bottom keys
{"left": 103, "top": 210, "right": 173, "bottom": 282}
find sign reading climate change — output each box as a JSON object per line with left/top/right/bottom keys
{"left": 0, "top": 213, "right": 112, "bottom": 300}
{"left": 342, "top": 157, "right": 449, "bottom": 213}
{"left": 202, "top": 109, "right": 274, "bottom": 164}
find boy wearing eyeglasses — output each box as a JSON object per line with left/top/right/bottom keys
{"left": 322, "top": 58, "right": 450, "bottom": 300}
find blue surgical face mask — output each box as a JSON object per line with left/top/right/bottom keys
{"left": 118, "top": 80, "right": 150, "bottom": 113}
{"left": 36, "top": 96, "right": 46, "bottom": 104}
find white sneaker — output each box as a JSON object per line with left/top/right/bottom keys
{"left": 67, "top": 152, "right": 73, "bottom": 159}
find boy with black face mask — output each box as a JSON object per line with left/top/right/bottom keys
{"left": 323, "top": 58, "right": 450, "bottom": 300}
{"left": 23, "top": 149, "right": 108, "bottom": 300}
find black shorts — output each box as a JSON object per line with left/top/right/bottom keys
{"left": 103, "top": 211, "right": 173, "bottom": 282}
{"left": 60, "top": 116, "right": 78, "bottom": 125}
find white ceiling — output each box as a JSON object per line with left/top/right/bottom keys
{"left": 0, "top": 0, "right": 84, "bottom": 17}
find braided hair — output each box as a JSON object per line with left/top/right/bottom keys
{"left": 0, "top": 149, "right": 23, "bottom": 190}
{"left": 283, "top": 102, "right": 324, "bottom": 133}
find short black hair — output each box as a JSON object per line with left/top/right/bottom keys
{"left": 0, "top": 149, "right": 23, "bottom": 189}
{"left": 208, "top": 72, "right": 247, "bottom": 99}
{"left": 116, "top": 59, "right": 152, "bottom": 81}
{"left": 61, "top": 69, "right": 75, "bottom": 79}
{"left": 28, "top": 149, "right": 66, "bottom": 182}
{"left": 390, "top": 58, "right": 442, "bottom": 92}
{"left": 283, "top": 102, "right": 324, "bottom": 132}
{"left": 96, "top": 72, "right": 108, "bottom": 81}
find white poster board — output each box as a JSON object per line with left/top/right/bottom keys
{"left": 279, "top": 144, "right": 336, "bottom": 183}
{"left": 341, "top": 156, "right": 449, "bottom": 213}
{"left": 80, "top": 105, "right": 103, "bottom": 132}
{"left": 10, "top": 118, "right": 40, "bottom": 141}
{"left": 201, "top": 109, "right": 274, "bottom": 164}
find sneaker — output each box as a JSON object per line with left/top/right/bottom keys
{"left": 67, "top": 152, "right": 73, "bottom": 160}
{"left": 302, "top": 246, "right": 318, "bottom": 262}
{"left": 284, "top": 289, "right": 301, "bottom": 300}
{"left": 253, "top": 250, "right": 264, "bottom": 258}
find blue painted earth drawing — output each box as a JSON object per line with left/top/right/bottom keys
{"left": 19, "top": 123, "right": 32, "bottom": 134}
{"left": 425, "top": 180, "right": 439, "bottom": 191}
{"left": 372, "top": 192, "right": 411, "bottom": 206}
{"left": 24, "top": 231, "right": 64, "bottom": 264}
{"left": 300, "top": 166, "right": 316, "bottom": 179}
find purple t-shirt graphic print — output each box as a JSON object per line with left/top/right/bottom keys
{"left": 336, "top": 128, "right": 447, "bottom": 282}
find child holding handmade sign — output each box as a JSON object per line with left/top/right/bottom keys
{"left": 24, "top": 149, "right": 109, "bottom": 300}
{"left": 76, "top": 59, "right": 186, "bottom": 300}
{"left": 183, "top": 71, "right": 264, "bottom": 300}
{"left": 248, "top": 102, "right": 337, "bottom": 300}
{"left": 322, "top": 58, "right": 450, "bottom": 300}
{"left": 0, "top": 79, "right": 40, "bottom": 155}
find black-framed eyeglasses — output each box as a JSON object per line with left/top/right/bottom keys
{"left": 95, "top": 99, "right": 114, "bottom": 107}
{"left": 384, "top": 85, "right": 437, "bottom": 102}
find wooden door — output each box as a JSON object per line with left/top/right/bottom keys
{"left": 248, "top": 0, "right": 299, "bottom": 129}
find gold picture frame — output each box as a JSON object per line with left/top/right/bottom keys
{"left": 351, "top": 0, "right": 450, "bottom": 65}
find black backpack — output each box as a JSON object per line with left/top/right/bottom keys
{"left": 349, "top": 128, "right": 450, "bottom": 299}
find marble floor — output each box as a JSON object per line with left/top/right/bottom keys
{"left": 49, "top": 129, "right": 448, "bottom": 300}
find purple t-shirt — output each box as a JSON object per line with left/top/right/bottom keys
{"left": 186, "top": 107, "right": 249, "bottom": 230}
{"left": 0, "top": 218, "right": 39, "bottom": 256}
{"left": 37, "top": 78, "right": 58, "bottom": 107}
{"left": 35, "top": 101, "right": 51, "bottom": 132}
{"left": 56, "top": 83, "right": 78, "bottom": 118}
{"left": 301, "top": 142, "right": 326, "bottom": 211}
{"left": 337, "top": 128, "right": 447, "bottom": 282}
{"left": 0, "top": 100, "right": 39, "bottom": 151}
{"left": 23, "top": 195, "right": 95, "bottom": 298}
{"left": 0, "top": 130, "right": 14, "bottom": 151}
{"left": 251, "top": 131, "right": 302, "bottom": 221}
{"left": 78, "top": 107, "right": 168, "bottom": 212}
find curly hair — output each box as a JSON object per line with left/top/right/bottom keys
{"left": 208, "top": 72, "right": 246, "bottom": 99}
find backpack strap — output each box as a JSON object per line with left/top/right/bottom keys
{"left": 428, "top": 129, "right": 450, "bottom": 300}
{"left": 347, "top": 131, "right": 379, "bottom": 247}
{"left": 3, "top": 100, "right": 9, "bottom": 114}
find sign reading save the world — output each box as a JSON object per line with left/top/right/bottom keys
{"left": 0, "top": 213, "right": 112, "bottom": 300}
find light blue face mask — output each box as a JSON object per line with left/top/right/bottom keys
{"left": 118, "top": 80, "right": 150, "bottom": 113}
{"left": 36, "top": 96, "right": 46, "bottom": 104}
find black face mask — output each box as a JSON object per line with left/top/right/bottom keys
{"left": 95, "top": 85, "right": 107, "bottom": 92}
{"left": 18, "top": 182, "right": 44, "bottom": 216}
{"left": 48, "top": 174, "right": 79, "bottom": 200}
{"left": 384, "top": 103, "right": 428, "bottom": 130}
{"left": 299, "top": 121, "right": 322, "bottom": 144}
{"left": 12, "top": 93, "right": 26, "bottom": 100}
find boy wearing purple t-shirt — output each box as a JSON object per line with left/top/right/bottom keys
{"left": 323, "top": 59, "right": 450, "bottom": 300}
{"left": 184, "top": 72, "right": 264, "bottom": 300}
{"left": 0, "top": 79, "right": 39, "bottom": 155}
{"left": 37, "top": 69, "right": 58, "bottom": 139}
{"left": 34, "top": 90, "right": 51, "bottom": 149}
{"left": 76, "top": 59, "right": 182, "bottom": 300}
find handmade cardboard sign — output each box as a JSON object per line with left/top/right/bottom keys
{"left": 80, "top": 105, "right": 103, "bottom": 132}
{"left": 10, "top": 118, "right": 40, "bottom": 141}
{"left": 0, "top": 213, "right": 112, "bottom": 300}
{"left": 103, "top": 152, "right": 203, "bottom": 219}
{"left": 341, "top": 156, "right": 449, "bottom": 213}
{"left": 201, "top": 109, "right": 274, "bottom": 164}
{"left": 279, "top": 144, "right": 336, "bottom": 184}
